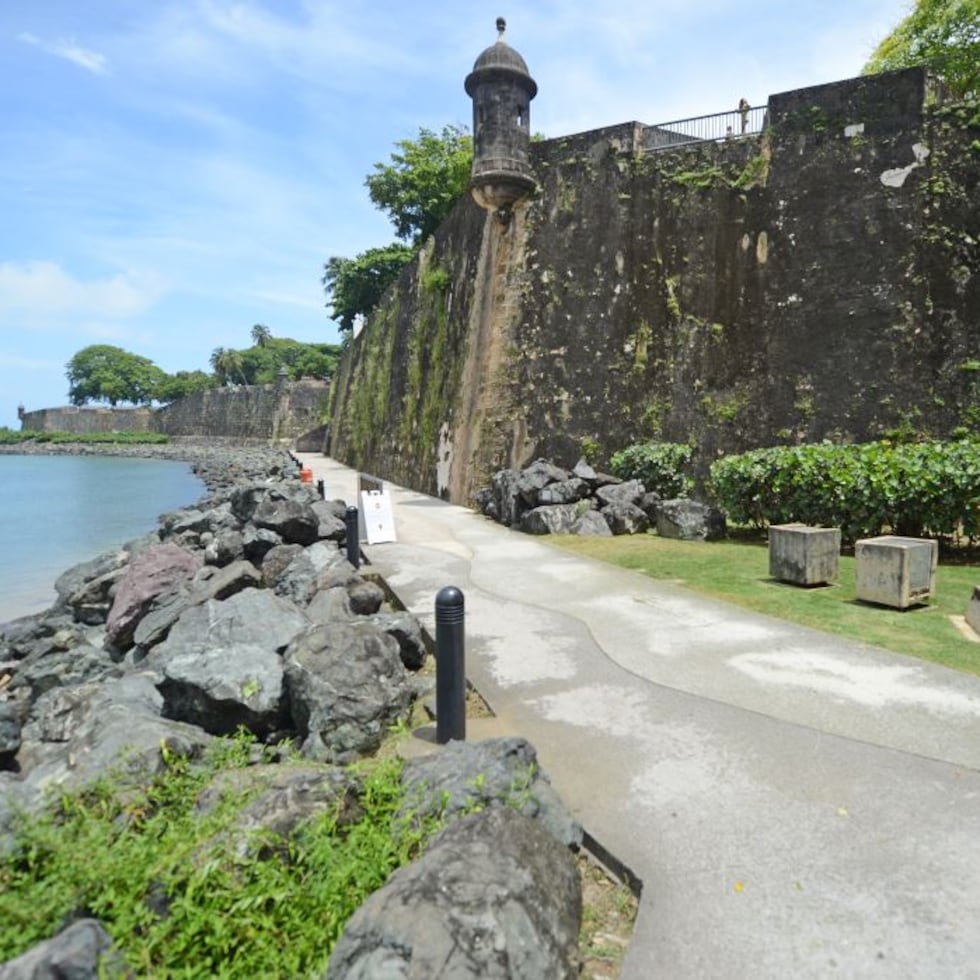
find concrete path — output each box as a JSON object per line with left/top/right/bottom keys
{"left": 298, "top": 454, "right": 980, "bottom": 979}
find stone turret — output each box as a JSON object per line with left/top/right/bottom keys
{"left": 464, "top": 17, "right": 538, "bottom": 216}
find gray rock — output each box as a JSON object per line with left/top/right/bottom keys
{"left": 105, "top": 543, "right": 202, "bottom": 650}
{"left": 346, "top": 579, "right": 385, "bottom": 615}
{"left": 400, "top": 737, "right": 583, "bottom": 849}
{"left": 572, "top": 457, "right": 598, "bottom": 482}
{"left": 371, "top": 611, "right": 427, "bottom": 670}
{"left": 284, "top": 621, "right": 412, "bottom": 763}
{"left": 306, "top": 587, "right": 353, "bottom": 624}
{"left": 326, "top": 807, "right": 582, "bottom": 980}
{"left": 253, "top": 497, "right": 321, "bottom": 546}
{"left": 537, "top": 477, "right": 591, "bottom": 506}
{"left": 203, "top": 528, "right": 244, "bottom": 566}
{"left": 640, "top": 491, "right": 662, "bottom": 522}
{"left": 0, "top": 701, "right": 25, "bottom": 767}
{"left": 520, "top": 503, "right": 581, "bottom": 535}
{"left": 310, "top": 502, "right": 347, "bottom": 542}
{"left": 53, "top": 550, "right": 128, "bottom": 612}
{"left": 194, "top": 763, "right": 362, "bottom": 858}
{"left": 602, "top": 501, "right": 651, "bottom": 535}
{"left": 242, "top": 525, "right": 282, "bottom": 562}
{"left": 65, "top": 565, "right": 128, "bottom": 626}
{"left": 260, "top": 544, "right": 304, "bottom": 589}
{"left": 12, "top": 644, "right": 117, "bottom": 700}
{"left": 0, "top": 918, "right": 132, "bottom": 980}
{"left": 596, "top": 479, "right": 646, "bottom": 507}
{"left": 516, "top": 459, "right": 572, "bottom": 505}
{"left": 490, "top": 468, "right": 523, "bottom": 527}
{"left": 657, "top": 499, "right": 727, "bottom": 541}
{"left": 274, "top": 542, "right": 347, "bottom": 606}
{"left": 132, "top": 560, "right": 263, "bottom": 654}
{"left": 571, "top": 510, "right": 613, "bottom": 537}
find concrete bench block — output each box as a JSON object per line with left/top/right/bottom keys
{"left": 768, "top": 524, "right": 841, "bottom": 586}
{"left": 855, "top": 536, "right": 938, "bottom": 609}
{"left": 966, "top": 587, "right": 980, "bottom": 636}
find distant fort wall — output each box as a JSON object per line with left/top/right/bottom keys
{"left": 19, "top": 380, "right": 330, "bottom": 445}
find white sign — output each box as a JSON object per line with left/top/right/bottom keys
{"left": 361, "top": 490, "right": 397, "bottom": 544}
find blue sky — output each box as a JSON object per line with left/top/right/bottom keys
{"left": 1, "top": 0, "right": 904, "bottom": 429}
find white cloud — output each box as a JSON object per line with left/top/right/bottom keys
{"left": 0, "top": 262, "right": 164, "bottom": 320}
{"left": 18, "top": 32, "right": 109, "bottom": 75}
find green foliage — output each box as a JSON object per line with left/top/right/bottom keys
{"left": 708, "top": 440, "right": 980, "bottom": 542}
{"left": 154, "top": 370, "right": 214, "bottom": 403}
{"left": 609, "top": 442, "right": 694, "bottom": 498}
{"left": 864, "top": 0, "right": 980, "bottom": 96}
{"left": 66, "top": 345, "right": 167, "bottom": 407}
{"left": 211, "top": 337, "right": 343, "bottom": 385}
{"left": 0, "top": 734, "right": 446, "bottom": 976}
{"left": 1, "top": 429, "right": 169, "bottom": 444}
{"left": 322, "top": 244, "right": 415, "bottom": 334}
{"left": 366, "top": 125, "right": 474, "bottom": 244}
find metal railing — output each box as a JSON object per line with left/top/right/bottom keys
{"left": 642, "top": 104, "right": 768, "bottom": 152}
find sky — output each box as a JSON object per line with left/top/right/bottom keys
{"left": 0, "top": 0, "right": 906, "bottom": 429}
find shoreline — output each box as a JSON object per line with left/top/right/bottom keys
{"left": 0, "top": 440, "right": 298, "bottom": 628}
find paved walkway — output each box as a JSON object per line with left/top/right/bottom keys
{"left": 298, "top": 454, "right": 980, "bottom": 978}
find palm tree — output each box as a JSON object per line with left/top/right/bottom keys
{"left": 251, "top": 324, "right": 272, "bottom": 347}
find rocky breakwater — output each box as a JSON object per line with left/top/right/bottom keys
{"left": 477, "top": 457, "right": 727, "bottom": 541}
{"left": 0, "top": 447, "right": 584, "bottom": 978}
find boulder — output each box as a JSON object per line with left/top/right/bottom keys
{"left": 596, "top": 479, "right": 646, "bottom": 508}
{"left": 371, "top": 611, "right": 427, "bottom": 670}
{"left": 326, "top": 807, "right": 582, "bottom": 980}
{"left": 399, "top": 737, "right": 583, "bottom": 849}
{"left": 490, "top": 468, "right": 523, "bottom": 527}
{"left": 602, "top": 501, "right": 651, "bottom": 536}
{"left": 260, "top": 544, "right": 305, "bottom": 589}
{"left": 194, "top": 763, "right": 362, "bottom": 858}
{"left": 0, "top": 918, "right": 132, "bottom": 980}
{"left": 657, "top": 499, "right": 727, "bottom": 541}
{"left": 570, "top": 510, "right": 613, "bottom": 537}
{"left": 242, "top": 525, "right": 282, "bottom": 563}
{"left": 346, "top": 579, "right": 385, "bottom": 616}
{"left": 132, "top": 561, "right": 263, "bottom": 654}
{"left": 0, "top": 701, "right": 25, "bottom": 769}
{"left": 53, "top": 550, "right": 128, "bottom": 613}
{"left": 64, "top": 566, "right": 128, "bottom": 626}
{"left": 537, "top": 477, "right": 591, "bottom": 506}
{"left": 106, "top": 544, "right": 202, "bottom": 650}
{"left": 306, "top": 587, "right": 353, "bottom": 624}
{"left": 520, "top": 504, "right": 581, "bottom": 535}
{"left": 310, "top": 502, "right": 347, "bottom": 542}
{"left": 203, "top": 528, "right": 244, "bottom": 566}
{"left": 284, "top": 621, "right": 412, "bottom": 763}
{"left": 157, "top": 641, "right": 287, "bottom": 739}
{"left": 253, "top": 497, "right": 321, "bottom": 546}
{"left": 516, "top": 459, "right": 571, "bottom": 505}
{"left": 11, "top": 643, "right": 117, "bottom": 700}
{"left": 274, "top": 542, "right": 348, "bottom": 606}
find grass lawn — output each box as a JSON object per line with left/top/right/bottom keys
{"left": 546, "top": 533, "right": 980, "bottom": 677}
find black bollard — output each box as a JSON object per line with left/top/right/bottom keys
{"left": 435, "top": 586, "right": 466, "bottom": 744}
{"left": 345, "top": 506, "right": 360, "bottom": 569}
{"left": 316, "top": 478, "right": 325, "bottom": 499}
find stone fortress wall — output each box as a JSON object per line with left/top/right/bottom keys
{"left": 19, "top": 380, "right": 331, "bottom": 446}
{"left": 326, "top": 67, "right": 980, "bottom": 505}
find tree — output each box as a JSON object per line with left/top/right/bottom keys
{"left": 365, "top": 125, "right": 473, "bottom": 244}
{"left": 322, "top": 244, "right": 415, "bottom": 334}
{"left": 251, "top": 324, "right": 272, "bottom": 347}
{"left": 209, "top": 347, "right": 246, "bottom": 387}
{"left": 154, "top": 370, "right": 214, "bottom": 403}
{"left": 864, "top": 0, "right": 980, "bottom": 96}
{"left": 66, "top": 345, "right": 166, "bottom": 406}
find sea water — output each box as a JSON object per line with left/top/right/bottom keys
{"left": 0, "top": 455, "right": 204, "bottom": 625}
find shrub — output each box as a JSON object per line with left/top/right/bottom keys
{"left": 609, "top": 442, "right": 694, "bottom": 498}
{"left": 708, "top": 440, "right": 980, "bottom": 542}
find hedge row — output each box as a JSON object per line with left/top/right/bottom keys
{"left": 707, "top": 441, "right": 980, "bottom": 542}
{"left": 609, "top": 442, "right": 694, "bottom": 498}
{"left": 0, "top": 429, "right": 170, "bottom": 445}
